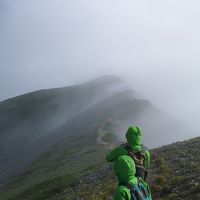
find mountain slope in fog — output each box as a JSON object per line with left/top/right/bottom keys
{"left": 0, "top": 75, "right": 125, "bottom": 182}
{"left": 0, "top": 103, "right": 197, "bottom": 200}
{"left": 0, "top": 75, "right": 186, "bottom": 184}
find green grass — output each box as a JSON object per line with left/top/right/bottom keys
{"left": 150, "top": 137, "right": 200, "bottom": 200}
{"left": 2, "top": 131, "right": 200, "bottom": 200}
{"left": 0, "top": 126, "right": 109, "bottom": 200}
{"left": 8, "top": 174, "right": 78, "bottom": 200}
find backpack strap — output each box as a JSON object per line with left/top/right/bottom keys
{"left": 137, "top": 178, "right": 149, "bottom": 198}
{"left": 122, "top": 143, "right": 148, "bottom": 181}
{"left": 123, "top": 144, "right": 146, "bottom": 166}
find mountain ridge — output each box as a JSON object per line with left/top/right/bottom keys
{"left": 0, "top": 76, "right": 136, "bottom": 182}
{"left": 0, "top": 75, "right": 193, "bottom": 200}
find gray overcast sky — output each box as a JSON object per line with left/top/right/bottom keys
{"left": 1, "top": 0, "right": 200, "bottom": 132}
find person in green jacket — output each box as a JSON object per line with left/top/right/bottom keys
{"left": 106, "top": 126, "right": 151, "bottom": 181}
{"left": 114, "top": 155, "right": 152, "bottom": 200}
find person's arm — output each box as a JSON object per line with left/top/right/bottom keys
{"left": 114, "top": 187, "right": 130, "bottom": 200}
{"left": 145, "top": 150, "right": 151, "bottom": 169}
{"left": 106, "top": 146, "right": 128, "bottom": 162}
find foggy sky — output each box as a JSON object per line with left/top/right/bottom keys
{"left": 1, "top": 0, "right": 200, "bottom": 134}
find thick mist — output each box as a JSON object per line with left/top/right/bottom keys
{"left": 1, "top": 0, "right": 200, "bottom": 137}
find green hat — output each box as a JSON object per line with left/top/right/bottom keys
{"left": 114, "top": 155, "right": 136, "bottom": 183}
{"left": 125, "top": 126, "right": 142, "bottom": 151}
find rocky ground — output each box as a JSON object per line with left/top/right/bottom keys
{"left": 1, "top": 134, "right": 200, "bottom": 200}
{"left": 60, "top": 137, "right": 200, "bottom": 200}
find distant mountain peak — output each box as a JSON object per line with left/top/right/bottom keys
{"left": 86, "top": 75, "right": 123, "bottom": 85}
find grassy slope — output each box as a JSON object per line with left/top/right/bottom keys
{"left": 0, "top": 120, "right": 117, "bottom": 200}
{"left": 2, "top": 132, "right": 200, "bottom": 200}
{"left": 51, "top": 136, "right": 200, "bottom": 200}
{"left": 0, "top": 78, "right": 198, "bottom": 199}
{"left": 0, "top": 76, "right": 124, "bottom": 182}
{"left": 62, "top": 136, "right": 200, "bottom": 200}
{"left": 150, "top": 137, "right": 200, "bottom": 200}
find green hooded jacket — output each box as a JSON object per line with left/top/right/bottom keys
{"left": 106, "top": 126, "right": 151, "bottom": 169}
{"left": 114, "top": 155, "right": 152, "bottom": 200}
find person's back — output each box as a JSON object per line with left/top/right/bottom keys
{"left": 106, "top": 126, "right": 151, "bottom": 181}
{"left": 114, "top": 155, "right": 152, "bottom": 200}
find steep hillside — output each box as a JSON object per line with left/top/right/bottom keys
{"left": 63, "top": 136, "right": 200, "bottom": 200}
{"left": 0, "top": 119, "right": 116, "bottom": 200}
{"left": 0, "top": 75, "right": 126, "bottom": 182}
{"left": 150, "top": 137, "right": 200, "bottom": 200}
{"left": 0, "top": 75, "right": 173, "bottom": 183}
{"left": 1, "top": 128, "right": 200, "bottom": 200}
{"left": 0, "top": 75, "right": 191, "bottom": 200}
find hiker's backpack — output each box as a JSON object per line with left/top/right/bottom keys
{"left": 120, "top": 178, "right": 151, "bottom": 200}
{"left": 121, "top": 143, "right": 148, "bottom": 181}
